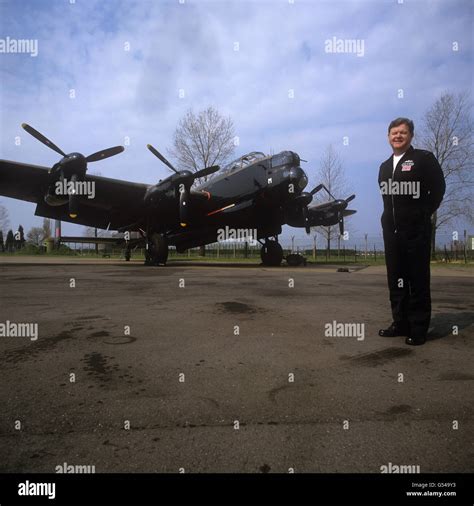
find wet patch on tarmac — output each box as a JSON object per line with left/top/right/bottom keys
{"left": 81, "top": 352, "right": 119, "bottom": 384}
{"left": 89, "top": 331, "right": 110, "bottom": 338}
{"left": 385, "top": 404, "right": 413, "bottom": 415}
{"left": 103, "top": 336, "right": 137, "bottom": 345}
{"left": 2, "top": 331, "right": 74, "bottom": 365}
{"left": 216, "top": 301, "right": 262, "bottom": 314}
{"left": 340, "top": 347, "right": 413, "bottom": 367}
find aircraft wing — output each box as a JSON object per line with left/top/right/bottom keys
{"left": 0, "top": 159, "right": 150, "bottom": 231}
{"left": 0, "top": 160, "right": 50, "bottom": 203}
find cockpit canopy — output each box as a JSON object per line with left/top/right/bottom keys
{"left": 224, "top": 151, "right": 267, "bottom": 172}
{"left": 207, "top": 150, "right": 300, "bottom": 181}
{"left": 212, "top": 152, "right": 267, "bottom": 179}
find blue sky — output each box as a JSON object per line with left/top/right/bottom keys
{"left": 0, "top": 0, "right": 472, "bottom": 248}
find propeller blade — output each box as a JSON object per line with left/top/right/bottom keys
{"left": 343, "top": 209, "right": 357, "bottom": 217}
{"left": 179, "top": 188, "right": 189, "bottom": 227}
{"left": 68, "top": 174, "right": 79, "bottom": 219}
{"left": 345, "top": 194, "right": 356, "bottom": 204}
{"left": 302, "top": 206, "right": 311, "bottom": 234}
{"left": 310, "top": 184, "right": 324, "bottom": 195}
{"left": 194, "top": 165, "right": 220, "bottom": 180}
{"left": 86, "top": 146, "right": 124, "bottom": 163}
{"left": 318, "top": 184, "right": 336, "bottom": 200}
{"left": 22, "top": 123, "right": 66, "bottom": 157}
{"left": 339, "top": 215, "right": 344, "bottom": 236}
{"left": 147, "top": 144, "right": 178, "bottom": 173}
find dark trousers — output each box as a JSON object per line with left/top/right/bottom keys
{"left": 382, "top": 225, "right": 432, "bottom": 338}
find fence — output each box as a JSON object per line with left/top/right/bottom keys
{"left": 50, "top": 237, "right": 473, "bottom": 263}
{"left": 3, "top": 231, "right": 472, "bottom": 263}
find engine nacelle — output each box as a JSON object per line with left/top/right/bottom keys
{"left": 44, "top": 185, "right": 68, "bottom": 207}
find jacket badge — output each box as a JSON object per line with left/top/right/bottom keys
{"left": 401, "top": 160, "right": 414, "bottom": 171}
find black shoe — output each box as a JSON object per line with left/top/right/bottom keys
{"left": 405, "top": 336, "right": 426, "bottom": 346}
{"left": 379, "top": 323, "right": 409, "bottom": 337}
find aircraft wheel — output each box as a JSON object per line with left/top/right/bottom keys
{"left": 145, "top": 233, "right": 168, "bottom": 265}
{"left": 260, "top": 241, "right": 283, "bottom": 266}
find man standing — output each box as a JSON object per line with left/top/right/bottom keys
{"left": 378, "top": 118, "right": 445, "bottom": 346}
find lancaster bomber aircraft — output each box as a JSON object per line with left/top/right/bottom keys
{"left": 0, "top": 124, "right": 356, "bottom": 266}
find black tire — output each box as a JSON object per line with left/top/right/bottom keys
{"left": 260, "top": 241, "right": 283, "bottom": 266}
{"left": 145, "top": 233, "right": 168, "bottom": 265}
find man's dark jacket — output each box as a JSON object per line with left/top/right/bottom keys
{"left": 378, "top": 145, "right": 445, "bottom": 233}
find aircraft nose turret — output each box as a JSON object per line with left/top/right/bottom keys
{"left": 288, "top": 166, "right": 308, "bottom": 190}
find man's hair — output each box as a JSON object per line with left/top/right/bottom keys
{"left": 388, "top": 117, "right": 414, "bottom": 135}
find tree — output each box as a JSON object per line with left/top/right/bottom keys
{"left": 169, "top": 106, "right": 236, "bottom": 182}
{"left": 27, "top": 227, "right": 45, "bottom": 247}
{"left": 42, "top": 218, "right": 52, "bottom": 239}
{"left": 0, "top": 230, "right": 4, "bottom": 252}
{"left": 0, "top": 202, "right": 9, "bottom": 234}
{"left": 16, "top": 225, "right": 25, "bottom": 250}
{"left": 169, "top": 106, "right": 236, "bottom": 255}
{"left": 418, "top": 91, "right": 473, "bottom": 258}
{"left": 312, "top": 145, "right": 350, "bottom": 256}
{"left": 5, "top": 229, "right": 14, "bottom": 252}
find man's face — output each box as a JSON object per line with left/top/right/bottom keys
{"left": 388, "top": 124, "right": 413, "bottom": 154}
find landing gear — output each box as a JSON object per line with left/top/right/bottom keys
{"left": 260, "top": 238, "right": 283, "bottom": 266}
{"left": 145, "top": 233, "right": 168, "bottom": 266}
{"left": 124, "top": 242, "right": 131, "bottom": 261}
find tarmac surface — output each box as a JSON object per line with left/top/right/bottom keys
{"left": 0, "top": 257, "right": 473, "bottom": 473}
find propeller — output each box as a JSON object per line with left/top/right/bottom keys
{"left": 147, "top": 144, "right": 219, "bottom": 180}
{"left": 22, "top": 123, "right": 124, "bottom": 164}
{"left": 292, "top": 182, "right": 355, "bottom": 235}
{"left": 22, "top": 123, "right": 125, "bottom": 218}
{"left": 337, "top": 194, "right": 356, "bottom": 236}
{"left": 291, "top": 184, "right": 324, "bottom": 233}
{"left": 147, "top": 143, "right": 219, "bottom": 226}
